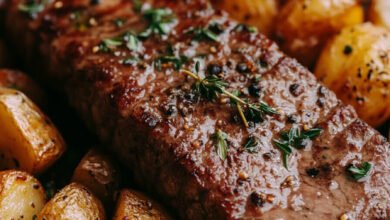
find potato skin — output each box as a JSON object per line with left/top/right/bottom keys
{"left": 212, "top": 0, "right": 279, "bottom": 36}
{"left": 0, "top": 87, "right": 66, "bottom": 174}
{"left": 71, "top": 148, "right": 121, "bottom": 207}
{"left": 275, "top": 0, "right": 364, "bottom": 67}
{"left": 37, "top": 183, "right": 106, "bottom": 220}
{"left": 0, "top": 170, "right": 46, "bottom": 220}
{"left": 113, "top": 189, "right": 172, "bottom": 220}
{"left": 368, "top": 0, "right": 390, "bottom": 30}
{"left": 315, "top": 23, "right": 390, "bottom": 127}
{"left": 0, "top": 69, "right": 46, "bottom": 107}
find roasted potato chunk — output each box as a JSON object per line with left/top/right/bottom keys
{"left": 315, "top": 23, "right": 390, "bottom": 126}
{"left": 37, "top": 183, "right": 105, "bottom": 220}
{"left": 71, "top": 148, "right": 121, "bottom": 207}
{"left": 369, "top": 0, "right": 390, "bottom": 29}
{"left": 0, "top": 170, "right": 46, "bottom": 220}
{"left": 113, "top": 189, "right": 172, "bottom": 220}
{"left": 0, "top": 69, "right": 46, "bottom": 106}
{"left": 275, "top": 0, "right": 364, "bottom": 67}
{"left": 0, "top": 87, "right": 65, "bottom": 174}
{"left": 212, "top": 0, "right": 278, "bottom": 36}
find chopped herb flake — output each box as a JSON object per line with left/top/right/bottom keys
{"left": 193, "top": 75, "right": 227, "bottom": 101}
{"left": 18, "top": 0, "right": 48, "bottom": 18}
{"left": 347, "top": 162, "right": 372, "bottom": 181}
{"left": 273, "top": 126, "right": 323, "bottom": 169}
{"left": 212, "top": 129, "right": 229, "bottom": 160}
{"left": 234, "top": 24, "right": 258, "bottom": 33}
{"left": 139, "top": 8, "right": 176, "bottom": 38}
{"left": 186, "top": 24, "right": 222, "bottom": 42}
{"left": 244, "top": 137, "right": 259, "bottom": 153}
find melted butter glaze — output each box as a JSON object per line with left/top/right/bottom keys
{"left": 5, "top": 0, "right": 390, "bottom": 219}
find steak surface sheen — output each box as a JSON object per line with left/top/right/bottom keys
{"left": 4, "top": 0, "right": 390, "bottom": 219}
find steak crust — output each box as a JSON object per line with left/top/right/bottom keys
{"left": 4, "top": 0, "right": 390, "bottom": 219}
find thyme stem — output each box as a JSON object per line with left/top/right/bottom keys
{"left": 180, "top": 69, "right": 274, "bottom": 127}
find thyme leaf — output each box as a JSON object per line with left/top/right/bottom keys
{"left": 18, "top": 0, "right": 48, "bottom": 18}
{"left": 193, "top": 75, "right": 227, "bottom": 101}
{"left": 244, "top": 136, "right": 259, "bottom": 153}
{"left": 186, "top": 24, "right": 222, "bottom": 42}
{"left": 139, "top": 8, "right": 176, "bottom": 38}
{"left": 273, "top": 126, "right": 323, "bottom": 169}
{"left": 347, "top": 162, "right": 372, "bottom": 181}
{"left": 212, "top": 129, "right": 229, "bottom": 160}
{"left": 98, "top": 32, "right": 141, "bottom": 53}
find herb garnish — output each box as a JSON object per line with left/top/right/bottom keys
{"left": 186, "top": 23, "right": 223, "bottom": 42}
{"left": 124, "top": 32, "right": 141, "bottom": 51}
{"left": 132, "top": 0, "right": 143, "bottom": 12}
{"left": 139, "top": 8, "right": 176, "bottom": 38}
{"left": 347, "top": 162, "right": 372, "bottom": 181}
{"left": 98, "top": 38, "right": 123, "bottom": 52}
{"left": 188, "top": 27, "right": 219, "bottom": 42}
{"left": 121, "top": 56, "right": 140, "bottom": 66}
{"left": 193, "top": 75, "right": 227, "bottom": 101}
{"left": 244, "top": 136, "right": 259, "bottom": 153}
{"left": 212, "top": 129, "right": 229, "bottom": 160}
{"left": 18, "top": 0, "right": 48, "bottom": 18}
{"left": 273, "top": 126, "right": 322, "bottom": 169}
{"left": 97, "top": 32, "right": 141, "bottom": 52}
{"left": 234, "top": 24, "right": 258, "bottom": 33}
{"left": 181, "top": 69, "right": 277, "bottom": 127}
{"left": 113, "top": 18, "right": 125, "bottom": 27}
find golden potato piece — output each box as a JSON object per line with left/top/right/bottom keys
{"left": 369, "top": 0, "right": 390, "bottom": 30}
{"left": 213, "top": 0, "right": 278, "bottom": 36}
{"left": 0, "top": 87, "right": 65, "bottom": 174}
{"left": 113, "top": 189, "right": 172, "bottom": 220}
{"left": 0, "top": 69, "right": 46, "bottom": 107}
{"left": 37, "top": 183, "right": 106, "bottom": 220}
{"left": 0, "top": 170, "right": 46, "bottom": 220}
{"left": 275, "top": 0, "right": 364, "bottom": 67}
{"left": 315, "top": 23, "right": 390, "bottom": 127}
{"left": 71, "top": 148, "right": 121, "bottom": 207}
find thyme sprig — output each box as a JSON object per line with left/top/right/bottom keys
{"left": 181, "top": 69, "right": 277, "bottom": 127}
{"left": 273, "top": 127, "right": 323, "bottom": 169}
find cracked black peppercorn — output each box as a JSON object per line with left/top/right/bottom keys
{"left": 207, "top": 64, "right": 223, "bottom": 75}
{"left": 286, "top": 115, "right": 298, "bottom": 124}
{"left": 236, "top": 62, "right": 249, "bottom": 73}
{"left": 289, "top": 83, "right": 303, "bottom": 96}
{"left": 248, "top": 84, "right": 262, "bottom": 97}
{"left": 343, "top": 45, "right": 353, "bottom": 55}
{"left": 164, "top": 104, "right": 177, "bottom": 116}
{"left": 306, "top": 168, "right": 320, "bottom": 177}
{"left": 250, "top": 192, "right": 265, "bottom": 207}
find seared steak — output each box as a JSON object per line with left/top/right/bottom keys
{"left": 4, "top": 0, "right": 390, "bottom": 219}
